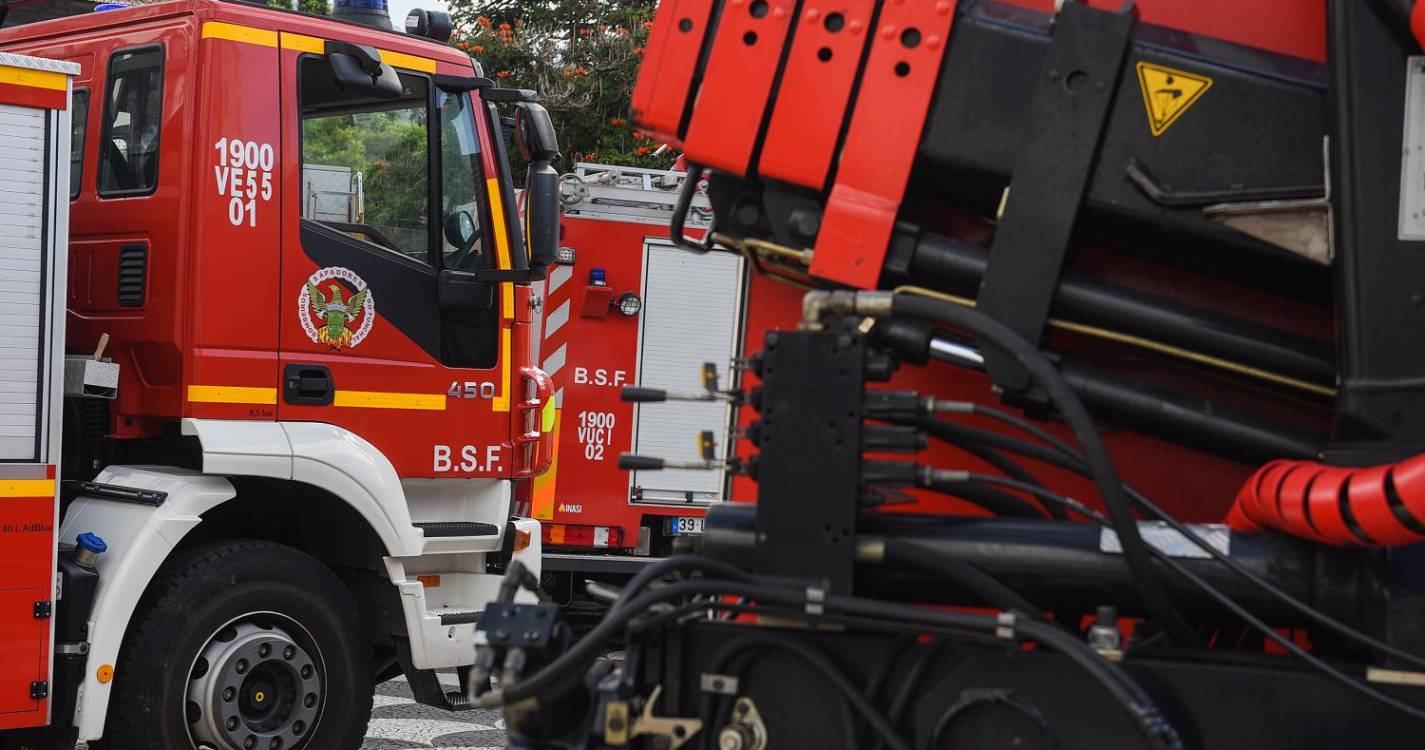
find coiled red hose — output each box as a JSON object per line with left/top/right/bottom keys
{"left": 1227, "top": 454, "right": 1425, "bottom": 546}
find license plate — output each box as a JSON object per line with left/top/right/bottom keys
{"left": 665, "top": 516, "right": 705, "bottom": 535}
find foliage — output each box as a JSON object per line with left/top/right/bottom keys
{"left": 302, "top": 107, "right": 431, "bottom": 257}
{"left": 267, "top": 0, "right": 330, "bottom": 14}
{"left": 446, "top": 0, "right": 672, "bottom": 171}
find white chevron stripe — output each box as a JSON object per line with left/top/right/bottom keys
{"left": 543, "top": 300, "right": 570, "bottom": 339}
{"left": 542, "top": 343, "right": 567, "bottom": 377}
{"left": 547, "top": 264, "right": 573, "bottom": 294}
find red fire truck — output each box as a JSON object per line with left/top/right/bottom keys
{"left": 527, "top": 163, "right": 739, "bottom": 598}
{"left": 0, "top": 1, "right": 558, "bottom": 748}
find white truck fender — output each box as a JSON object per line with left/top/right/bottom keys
{"left": 182, "top": 418, "right": 425, "bottom": 555}
{"left": 56, "top": 466, "right": 237, "bottom": 741}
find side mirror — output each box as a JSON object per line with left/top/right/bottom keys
{"left": 515, "top": 102, "right": 561, "bottom": 272}
{"left": 443, "top": 210, "right": 478, "bottom": 251}
{"left": 515, "top": 102, "right": 559, "bottom": 163}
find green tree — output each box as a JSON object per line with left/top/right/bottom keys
{"left": 267, "top": 0, "right": 330, "bottom": 15}
{"left": 446, "top": 0, "right": 669, "bottom": 171}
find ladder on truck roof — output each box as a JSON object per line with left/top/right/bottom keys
{"left": 559, "top": 162, "right": 714, "bottom": 227}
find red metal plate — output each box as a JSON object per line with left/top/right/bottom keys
{"left": 811, "top": 1, "right": 957, "bottom": 288}
{"left": 631, "top": 0, "right": 718, "bottom": 141}
{"left": 682, "top": 0, "right": 800, "bottom": 176}
{"left": 759, "top": 0, "right": 878, "bottom": 189}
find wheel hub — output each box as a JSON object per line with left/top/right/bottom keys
{"left": 187, "top": 620, "right": 323, "bottom": 750}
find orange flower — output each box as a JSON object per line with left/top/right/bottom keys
{"left": 562, "top": 70, "right": 574, "bottom": 78}
{"left": 498, "top": 22, "right": 511, "bottom": 30}
{"left": 610, "top": 117, "right": 626, "bottom": 126}
{"left": 632, "top": 132, "right": 645, "bottom": 141}
{"left": 475, "top": 16, "right": 491, "bottom": 28}
{"left": 577, "top": 67, "right": 589, "bottom": 76}
{"left": 579, "top": 27, "right": 591, "bottom": 37}
{"left": 633, "top": 46, "right": 644, "bottom": 56}
{"left": 636, "top": 146, "right": 651, "bottom": 156}
{"left": 472, "top": 44, "right": 485, "bottom": 54}
{"left": 643, "top": 21, "right": 653, "bottom": 30}
{"left": 496, "top": 70, "right": 511, "bottom": 79}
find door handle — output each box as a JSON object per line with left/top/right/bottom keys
{"left": 283, "top": 363, "right": 334, "bottom": 405}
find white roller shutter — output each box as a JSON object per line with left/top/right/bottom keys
{"left": 0, "top": 103, "right": 47, "bottom": 461}
{"left": 631, "top": 242, "right": 744, "bottom": 504}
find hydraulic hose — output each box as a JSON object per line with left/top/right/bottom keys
{"left": 889, "top": 293, "right": 1201, "bottom": 646}
{"left": 483, "top": 570, "right": 1182, "bottom": 749}
{"left": 1228, "top": 453, "right": 1425, "bottom": 546}
{"left": 920, "top": 476, "right": 1049, "bottom": 518}
{"left": 883, "top": 540, "right": 1045, "bottom": 616}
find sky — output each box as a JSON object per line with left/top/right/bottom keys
{"left": 384, "top": 0, "right": 450, "bottom": 30}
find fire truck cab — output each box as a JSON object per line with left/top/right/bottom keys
{"left": 0, "top": 2, "right": 558, "bottom": 747}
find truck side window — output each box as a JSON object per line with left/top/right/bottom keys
{"left": 299, "top": 57, "right": 432, "bottom": 265}
{"left": 70, "top": 89, "right": 87, "bottom": 199}
{"left": 98, "top": 47, "right": 163, "bottom": 196}
{"left": 438, "top": 88, "right": 488, "bottom": 271}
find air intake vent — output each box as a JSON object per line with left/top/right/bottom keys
{"left": 116, "top": 243, "right": 146, "bottom": 308}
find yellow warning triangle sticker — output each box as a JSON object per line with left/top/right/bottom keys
{"left": 1136, "top": 62, "right": 1213, "bottom": 137}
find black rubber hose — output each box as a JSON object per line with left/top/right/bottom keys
{"left": 913, "top": 422, "right": 1068, "bottom": 519}
{"left": 933, "top": 412, "right": 1425, "bottom": 673}
{"left": 891, "top": 293, "right": 1200, "bottom": 646}
{"left": 884, "top": 541, "right": 1045, "bottom": 616}
{"left": 877, "top": 639, "right": 947, "bottom": 750}
{"left": 487, "top": 576, "right": 1178, "bottom": 749}
{"left": 920, "top": 477, "right": 1049, "bottom": 518}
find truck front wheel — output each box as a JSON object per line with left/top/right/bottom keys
{"left": 98, "top": 540, "right": 373, "bottom": 750}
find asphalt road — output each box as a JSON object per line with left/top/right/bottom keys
{"left": 362, "top": 674, "right": 506, "bottom": 750}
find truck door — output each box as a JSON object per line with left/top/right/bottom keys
{"left": 277, "top": 42, "right": 515, "bottom": 478}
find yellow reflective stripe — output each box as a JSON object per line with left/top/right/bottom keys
{"left": 188, "top": 385, "right": 279, "bottom": 405}
{"left": 485, "top": 177, "right": 516, "bottom": 320}
{"left": 381, "top": 50, "right": 437, "bottom": 74}
{"left": 332, "top": 390, "right": 446, "bottom": 411}
{"left": 0, "top": 479, "right": 56, "bottom": 498}
{"left": 541, "top": 399, "right": 556, "bottom": 433}
{"left": 202, "top": 21, "right": 279, "bottom": 47}
{"left": 0, "top": 64, "right": 68, "bottom": 91}
{"left": 277, "top": 31, "right": 436, "bottom": 72}
{"left": 279, "top": 32, "right": 325, "bottom": 54}
{"left": 492, "top": 328, "right": 512, "bottom": 413}
{"left": 531, "top": 410, "right": 560, "bottom": 520}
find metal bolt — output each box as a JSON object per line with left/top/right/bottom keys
{"left": 227, "top": 717, "right": 239, "bottom": 731}
{"left": 234, "top": 659, "right": 248, "bottom": 675}
{"left": 608, "top": 715, "right": 626, "bottom": 732}
{"left": 243, "top": 737, "right": 256, "bottom": 749}
{"left": 293, "top": 720, "right": 306, "bottom": 736}
{"left": 270, "top": 738, "right": 282, "bottom": 750}
{"left": 300, "top": 665, "right": 314, "bottom": 679}
{"left": 283, "top": 646, "right": 295, "bottom": 660}
{"left": 258, "top": 644, "right": 270, "bottom": 658}
{"left": 304, "top": 693, "right": 318, "bottom": 709}
{"left": 223, "top": 687, "right": 236, "bottom": 702}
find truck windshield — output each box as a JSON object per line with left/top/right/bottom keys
{"left": 438, "top": 89, "right": 488, "bottom": 272}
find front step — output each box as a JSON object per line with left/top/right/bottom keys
{"left": 396, "top": 640, "right": 474, "bottom": 711}
{"left": 414, "top": 521, "right": 499, "bottom": 537}
{"left": 432, "top": 607, "right": 481, "bottom": 626}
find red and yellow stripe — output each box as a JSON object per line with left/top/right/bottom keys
{"left": 0, "top": 62, "right": 68, "bottom": 110}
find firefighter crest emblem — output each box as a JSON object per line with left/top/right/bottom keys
{"left": 298, "top": 267, "right": 375, "bottom": 350}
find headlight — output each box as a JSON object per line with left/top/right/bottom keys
{"left": 615, "top": 292, "right": 642, "bottom": 316}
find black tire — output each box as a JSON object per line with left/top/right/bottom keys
{"left": 99, "top": 539, "right": 373, "bottom": 750}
